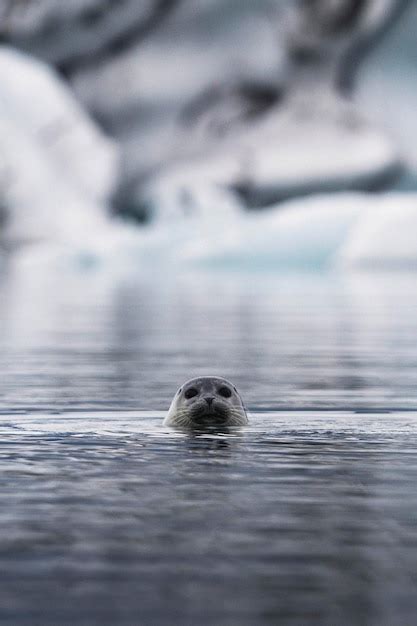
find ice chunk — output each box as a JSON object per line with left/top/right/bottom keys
{"left": 0, "top": 46, "right": 119, "bottom": 203}
{"left": 0, "top": 47, "right": 119, "bottom": 248}
{"left": 339, "top": 193, "right": 417, "bottom": 268}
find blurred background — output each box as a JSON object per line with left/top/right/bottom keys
{"left": 0, "top": 0, "right": 416, "bottom": 263}
{"left": 1, "top": 0, "right": 417, "bottom": 412}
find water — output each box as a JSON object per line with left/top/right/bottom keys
{"left": 1, "top": 268, "right": 417, "bottom": 412}
{"left": 1, "top": 267, "right": 417, "bottom": 624}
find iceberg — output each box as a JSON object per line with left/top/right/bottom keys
{"left": 0, "top": 46, "right": 119, "bottom": 248}
{"left": 127, "top": 175, "right": 417, "bottom": 272}
{"left": 0, "top": 3, "right": 416, "bottom": 274}
{"left": 179, "top": 191, "right": 417, "bottom": 272}
{"left": 3, "top": 1, "right": 403, "bottom": 205}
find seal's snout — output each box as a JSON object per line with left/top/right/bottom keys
{"left": 205, "top": 396, "right": 214, "bottom": 407}
{"left": 193, "top": 412, "right": 227, "bottom": 426}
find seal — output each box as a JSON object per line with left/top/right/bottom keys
{"left": 164, "top": 376, "right": 248, "bottom": 429}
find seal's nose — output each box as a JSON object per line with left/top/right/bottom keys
{"left": 205, "top": 396, "right": 214, "bottom": 407}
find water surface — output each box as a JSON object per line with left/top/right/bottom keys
{"left": 1, "top": 269, "right": 416, "bottom": 412}
{"left": 1, "top": 410, "right": 417, "bottom": 625}
{"left": 1, "top": 268, "right": 417, "bottom": 624}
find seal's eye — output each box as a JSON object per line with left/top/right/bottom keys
{"left": 184, "top": 387, "right": 198, "bottom": 399}
{"left": 218, "top": 386, "right": 232, "bottom": 398}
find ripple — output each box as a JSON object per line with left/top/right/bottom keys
{"left": 0, "top": 411, "right": 416, "bottom": 624}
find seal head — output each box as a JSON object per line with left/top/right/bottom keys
{"left": 164, "top": 376, "right": 248, "bottom": 429}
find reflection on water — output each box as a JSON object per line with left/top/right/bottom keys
{"left": 1, "top": 412, "right": 417, "bottom": 625}
{"left": 0, "top": 268, "right": 417, "bottom": 412}
{"left": 1, "top": 267, "right": 417, "bottom": 624}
